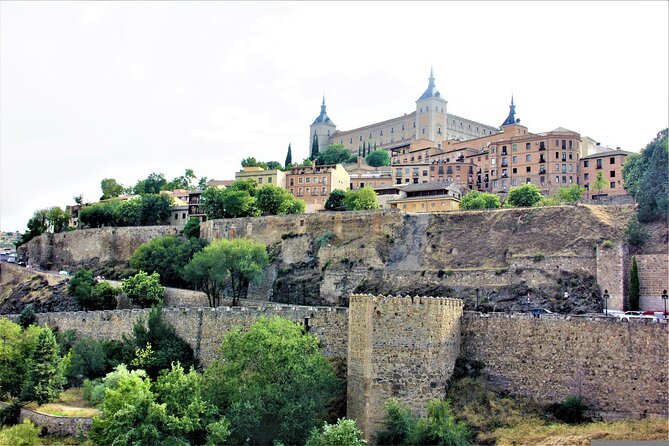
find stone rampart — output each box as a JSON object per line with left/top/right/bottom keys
{"left": 30, "top": 305, "right": 349, "bottom": 367}
{"left": 17, "top": 226, "right": 177, "bottom": 272}
{"left": 596, "top": 243, "right": 627, "bottom": 311}
{"left": 0, "top": 402, "right": 91, "bottom": 437}
{"left": 461, "top": 312, "right": 669, "bottom": 420}
{"left": 347, "top": 295, "right": 463, "bottom": 440}
{"left": 634, "top": 254, "right": 669, "bottom": 311}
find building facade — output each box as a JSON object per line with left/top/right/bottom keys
{"left": 234, "top": 166, "right": 287, "bottom": 188}
{"left": 285, "top": 164, "right": 350, "bottom": 212}
{"left": 309, "top": 70, "right": 499, "bottom": 155}
{"left": 580, "top": 149, "right": 632, "bottom": 198}
{"left": 377, "top": 182, "right": 462, "bottom": 213}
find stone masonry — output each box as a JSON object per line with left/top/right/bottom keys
{"left": 347, "top": 294, "right": 464, "bottom": 440}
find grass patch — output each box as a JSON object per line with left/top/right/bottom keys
{"left": 492, "top": 417, "right": 668, "bottom": 446}
{"left": 24, "top": 388, "right": 99, "bottom": 418}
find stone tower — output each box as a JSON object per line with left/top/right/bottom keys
{"left": 347, "top": 294, "right": 464, "bottom": 441}
{"left": 309, "top": 96, "right": 337, "bottom": 155}
{"left": 415, "top": 68, "right": 448, "bottom": 142}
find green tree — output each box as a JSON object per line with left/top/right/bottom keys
{"left": 65, "top": 338, "right": 110, "bottom": 387}
{"left": 365, "top": 149, "right": 391, "bottom": 167}
{"left": 506, "top": 184, "right": 542, "bottom": 207}
{"left": 46, "top": 206, "right": 70, "bottom": 233}
{"left": 306, "top": 418, "right": 367, "bottom": 446}
{"left": 18, "top": 304, "right": 36, "bottom": 329}
{"left": 68, "top": 269, "right": 97, "bottom": 310}
{"left": 459, "top": 191, "right": 501, "bottom": 210}
{"left": 203, "top": 316, "right": 338, "bottom": 445}
{"left": 183, "top": 217, "right": 201, "bottom": 239}
{"left": 90, "top": 281, "right": 120, "bottom": 310}
{"left": 0, "top": 419, "right": 41, "bottom": 446}
{"left": 165, "top": 168, "right": 197, "bottom": 191}
{"left": 139, "top": 194, "right": 172, "bottom": 226}
{"left": 634, "top": 130, "right": 668, "bottom": 222}
{"left": 317, "top": 144, "right": 352, "bottom": 165}
{"left": 241, "top": 157, "right": 267, "bottom": 169}
{"left": 413, "top": 399, "right": 471, "bottom": 446}
{"left": 629, "top": 256, "right": 640, "bottom": 311}
{"left": 130, "top": 235, "right": 207, "bottom": 288}
{"left": 626, "top": 214, "right": 649, "bottom": 247}
{"left": 21, "top": 328, "right": 64, "bottom": 404}
{"left": 376, "top": 398, "right": 416, "bottom": 445}
{"left": 200, "top": 186, "right": 227, "bottom": 219}
{"left": 16, "top": 209, "right": 49, "bottom": 246}
{"left": 325, "top": 189, "right": 347, "bottom": 211}
{"left": 592, "top": 171, "right": 607, "bottom": 197}
{"left": 0, "top": 322, "right": 44, "bottom": 399}
{"left": 183, "top": 244, "right": 230, "bottom": 308}
{"left": 222, "top": 189, "right": 256, "bottom": 218}
{"left": 125, "top": 307, "right": 196, "bottom": 379}
{"left": 114, "top": 198, "right": 142, "bottom": 226}
{"left": 78, "top": 201, "right": 120, "bottom": 228}
{"left": 100, "top": 178, "right": 125, "bottom": 200}
{"left": 285, "top": 143, "right": 293, "bottom": 168}
{"left": 133, "top": 172, "right": 167, "bottom": 195}
{"left": 557, "top": 185, "right": 585, "bottom": 204}
{"left": 266, "top": 161, "right": 282, "bottom": 170}
{"left": 256, "top": 185, "right": 303, "bottom": 216}
{"left": 121, "top": 271, "right": 165, "bottom": 308}
{"left": 345, "top": 187, "right": 379, "bottom": 210}
{"left": 311, "top": 133, "right": 320, "bottom": 161}
{"left": 227, "top": 178, "right": 259, "bottom": 197}
{"left": 622, "top": 152, "right": 644, "bottom": 199}
{"left": 73, "top": 195, "right": 84, "bottom": 205}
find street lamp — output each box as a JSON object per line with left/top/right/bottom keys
{"left": 662, "top": 289, "right": 668, "bottom": 320}
{"left": 603, "top": 289, "right": 610, "bottom": 316}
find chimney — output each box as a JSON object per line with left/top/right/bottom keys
{"left": 616, "top": 147, "right": 621, "bottom": 150}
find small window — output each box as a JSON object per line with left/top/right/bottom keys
{"left": 258, "top": 177, "right": 263, "bottom": 184}
{"left": 422, "top": 128, "right": 426, "bottom": 134}
{"left": 584, "top": 173, "right": 589, "bottom": 180}
{"left": 526, "top": 166, "right": 531, "bottom": 173}
{"left": 526, "top": 143, "right": 531, "bottom": 150}
{"left": 610, "top": 182, "right": 616, "bottom": 188}
{"left": 268, "top": 177, "right": 272, "bottom": 183}
{"left": 610, "top": 170, "right": 616, "bottom": 178}
{"left": 512, "top": 144, "right": 517, "bottom": 151}
{"left": 512, "top": 167, "right": 517, "bottom": 174}
{"left": 182, "top": 213, "right": 186, "bottom": 219}
{"left": 526, "top": 154, "right": 531, "bottom": 162}
{"left": 298, "top": 178, "right": 303, "bottom": 184}
{"left": 610, "top": 157, "right": 615, "bottom": 164}
{"left": 359, "top": 135, "right": 362, "bottom": 141}
{"left": 306, "top": 177, "right": 311, "bottom": 183}
{"left": 174, "top": 214, "right": 178, "bottom": 220}
{"left": 583, "top": 160, "right": 589, "bottom": 168}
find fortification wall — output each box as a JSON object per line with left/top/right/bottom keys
{"left": 634, "top": 254, "right": 669, "bottom": 311}
{"left": 31, "top": 305, "right": 348, "bottom": 367}
{"left": 18, "top": 226, "right": 177, "bottom": 272}
{"left": 347, "top": 295, "right": 463, "bottom": 440}
{"left": 0, "top": 402, "right": 91, "bottom": 437}
{"left": 461, "top": 312, "right": 669, "bottom": 419}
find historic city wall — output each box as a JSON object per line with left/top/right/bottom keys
{"left": 347, "top": 295, "right": 463, "bottom": 440}
{"left": 596, "top": 243, "right": 628, "bottom": 311}
{"left": 0, "top": 402, "right": 91, "bottom": 437}
{"left": 461, "top": 312, "right": 669, "bottom": 420}
{"left": 31, "top": 305, "right": 349, "bottom": 367}
{"left": 634, "top": 254, "right": 669, "bottom": 311}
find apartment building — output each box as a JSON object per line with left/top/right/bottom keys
{"left": 234, "top": 166, "right": 286, "bottom": 188}
{"left": 343, "top": 158, "right": 392, "bottom": 190}
{"left": 285, "top": 164, "right": 350, "bottom": 212}
{"left": 580, "top": 149, "right": 632, "bottom": 198}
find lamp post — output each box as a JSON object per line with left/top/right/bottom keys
{"left": 662, "top": 289, "right": 668, "bottom": 320}
{"left": 475, "top": 288, "right": 479, "bottom": 310}
{"left": 603, "top": 289, "right": 610, "bottom": 316}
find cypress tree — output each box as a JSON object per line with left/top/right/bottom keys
{"left": 21, "top": 328, "right": 64, "bottom": 404}
{"left": 311, "top": 134, "right": 319, "bottom": 161}
{"left": 629, "top": 256, "right": 640, "bottom": 311}
{"left": 285, "top": 143, "right": 292, "bottom": 168}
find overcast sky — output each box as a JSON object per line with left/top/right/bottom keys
{"left": 1, "top": 1, "right": 667, "bottom": 232}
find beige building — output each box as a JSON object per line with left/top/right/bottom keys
{"left": 580, "top": 149, "right": 632, "bottom": 198}
{"left": 285, "top": 164, "right": 350, "bottom": 212}
{"left": 309, "top": 69, "right": 498, "bottom": 155}
{"left": 343, "top": 158, "right": 392, "bottom": 190}
{"left": 378, "top": 182, "right": 461, "bottom": 213}
{"left": 234, "top": 166, "right": 286, "bottom": 188}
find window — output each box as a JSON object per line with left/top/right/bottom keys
{"left": 182, "top": 213, "right": 186, "bottom": 219}
{"left": 526, "top": 178, "right": 531, "bottom": 184}
{"left": 413, "top": 122, "right": 416, "bottom": 128}
{"left": 596, "top": 159, "right": 602, "bottom": 169}
{"left": 512, "top": 144, "right": 517, "bottom": 151}
{"left": 402, "top": 124, "right": 405, "bottom": 130}
{"left": 562, "top": 176, "right": 567, "bottom": 184}
{"left": 512, "top": 156, "right": 517, "bottom": 163}
{"left": 555, "top": 152, "right": 559, "bottom": 159}
{"left": 258, "top": 177, "right": 263, "bottom": 184}
{"left": 555, "top": 139, "right": 559, "bottom": 147}
{"left": 569, "top": 152, "right": 573, "bottom": 160}
{"left": 512, "top": 167, "right": 517, "bottom": 174}
{"left": 298, "top": 178, "right": 303, "bottom": 184}
{"left": 555, "top": 176, "right": 560, "bottom": 184}
{"left": 526, "top": 166, "right": 531, "bottom": 173}
{"left": 456, "top": 165, "right": 461, "bottom": 171}
{"left": 322, "top": 187, "right": 326, "bottom": 195}
{"left": 569, "top": 140, "right": 573, "bottom": 149}
{"left": 174, "top": 214, "right": 178, "bottom": 220}
{"left": 306, "top": 177, "right": 311, "bottom": 183}
{"left": 526, "top": 154, "right": 531, "bottom": 162}
{"left": 359, "top": 135, "right": 362, "bottom": 141}
{"left": 413, "top": 168, "right": 419, "bottom": 176}
{"left": 526, "top": 143, "right": 531, "bottom": 150}
{"left": 422, "top": 128, "right": 426, "bottom": 134}
{"left": 322, "top": 177, "right": 327, "bottom": 185}
{"left": 492, "top": 180, "right": 498, "bottom": 188}
{"left": 562, "top": 140, "right": 566, "bottom": 149}
{"left": 396, "top": 168, "right": 402, "bottom": 176}
{"left": 268, "top": 177, "right": 272, "bottom": 183}
{"left": 306, "top": 187, "right": 310, "bottom": 193}
{"left": 584, "top": 173, "right": 589, "bottom": 180}
{"left": 610, "top": 170, "right": 616, "bottom": 178}
{"left": 350, "top": 138, "right": 353, "bottom": 144}
{"left": 405, "top": 168, "right": 410, "bottom": 174}
{"left": 438, "top": 127, "right": 442, "bottom": 135}
{"left": 562, "top": 152, "right": 567, "bottom": 161}
{"left": 610, "top": 157, "right": 615, "bottom": 164}
{"left": 512, "top": 179, "right": 518, "bottom": 186}
{"left": 298, "top": 188, "right": 303, "bottom": 196}
{"left": 413, "top": 178, "right": 418, "bottom": 184}
{"left": 555, "top": 164, "right": 559, "bottom": 172}
{"left": 539, "top": 141, "right": 545, "bottom": 150}
{"left": 491, "top": 158, "right": 496, "bottom": 166}
{"left": 584, "top": 160, "right": 589, "bottom": 168}
{"left": 610, "top": 182, "right": 616, "bottom": 188}
{"left": 562, "top": 164, "right": 567, "bottom": 173}
{"left": 502, "top": 179, "right": 507, "bottom": 189}
{"left": 391, "top": 127, "right": 394, "bottom": 133}
{"left": 290, "top": 188, "right": 294, "bottom": 194}
{"left": 313, "top": 176, "right": 318, "bottom": 183}
{"left": 569, "top": 176, "right": 573, "bottom": 183}
{"left": 423, "top": 170, "right": 428, "bottom": 176}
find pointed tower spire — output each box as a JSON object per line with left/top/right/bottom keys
{"left": 501, "top": 95, "right": 517, "bottom": 126}
{"left": 312, "top": 96, "right": 334, "bottom": 126}
{"left": 418, "top": 67, "right": 440, "bottom": 100}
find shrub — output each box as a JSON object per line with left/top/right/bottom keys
{"left": 601, "top": 240, "right": 613, "bottom": 249}
{"left": 18, "top": 305, "right": 36, "bottom": 329}
{"left": 557, "top": 185, "right": 585, "bottom": 204}
{"left": 316, "top": 231, "right": 336, "bottom": 248}
{"left": 0, "top": 401, "right": 21, "bottom": 428}
{"left": 506, "top": 184, "right": 542, "bottom": 207}
{"left": 532, "top": 252, "right": 545, "bottom": 262}
{"left": 460, "top": 191, "right": 501, "bottom": 210}
{"left": 121, "top": 271, "right": 164, "bottom": 307}
{"left": 90, "top": 282, "right": 119, "bottom": 310}
{"left": 306, "top": 418, "right": 367, "bottom": 446}
{"left": 626, "top": 215, "right": 649, "bottom": 247}
{"left": 65, "top": 338, "right": 123, "bottom": 387}
{"left": 0, "top": 419, "right": 41, "bottom": 446}
{"left": 376, "top": 397, "right": 416, "bottom": 445}
{"left": 325, "top": 189, "right": 347, "bottom": 211}
{"left": 551, "top": 396, "right": 588, "bottom": 424}
{"left": 536, "top": 196, "right": 561, "bottom": 207}
{"left": 68, "top": 269, "right": 97, "bottom": 309}
{"left": 183, "top": 217, "right": 201, "bottom": 239}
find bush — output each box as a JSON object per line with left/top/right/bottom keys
{"left": 0, "top": 419, "right": 41, "bottom": 446}
{"left": 65, "top": 338, "right": 123, "bottom": 387}
{"left": 366, "top": 149, "right": 391, "bottom": 167}
{"left": 183, "top": 217, "right": 201, "bottom": 239}
{"left": 376, "top": 398, "right": 416, "bottom": 445}
{"left": 306, "top": 418, "right": 367, "bottom": 446}
{"left": 551, "top": 396, "right": 588, "bottom": 424}
{"left": 325, "top": 189, "right": 347, "bottom": 211}
{"left": 345, "top": 187, "right": 379, "bottom": 210}
{"left": 532, "top": 252, "right": 545, "bottom": 262}
{"left": 601, "top": 240, "right": 613, "bottom": 249}
{"left": 506, "top": 184, "right": 542, "bottom": 207}
{"left": 0, "top": 401, "right": 21, "bottom": 428}
{"left": 626, "top": 215, "right": 649, "bottom": 247}
{"left": 460, "top": 191, "right": 501, "bottom": 210}
{"left": 68, "top": 269, "right": 97, "bottom": 309}
{"left": 90, "top": 282, "right": 119, "bottom": 310}
{"left": 316, "top": 231, "right": 336, "bottom": 248}
{"left": 557, "top": 185, "right": 585, "bottom": 204}
{"left": 121, "top": 271, "right": 164, "bottom": 307}
{"left": 18, "top": 305, "right": 36, "bottom": 329}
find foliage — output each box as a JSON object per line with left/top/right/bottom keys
{"left": 16, "top": 209, "right": 48, "bottom": 246}
{"left": 183, "top": 217, "right": 201, "bottom": 239}
{"left": 536, "top": 195, "right": 561, "bottom": 207}
{"left": 45, "top": 206, "right": 70, "bottom": 233}
{"left": 311, "top": 134, "right": 320, "bottom": 161}
{"left": 122, "top": 271, "right": 165, "bottom": 308}
{"left": 114, "top": 198, "right": 142, "bottom": 226}
{"left": 130, "top": 235, "right": 207, "bottom": 288}
{"left": 344, "top": 187, "right": 379, "bottom": 210}
{"left": 223, "top": 190, "right": 256, "bottom": 218}
{"left": 0, "top": 321, "right": 43, "bottom": 399}
{"left": 376, "top": 398, "right": 417, "bottom": 445}
{"left": 256, "top": 184, "right": 305, "bottom": 216}
{"left": 285, "top": 143, "right": 292, "bottom": 168}
{"left": 138, "top": 194, "right": 172, "bottom": 226}
{"left": 317, "top": 144, "right": 352, "bottom": 165}
{"left": 100, "top": 178, "right": 125, "bottom": 200}
{"left": 0, "top": 401, "right": 21, "bottom": 428}
{"left": 629, "top": 257, "right": 640, "bottom": 311}
{"left": 551, "top": 396, "right": 588, "bottom": 424}
{"left": 306, "top": 418, "right": 367, "bottom": 446}
{"left": 315, "top": 231, "right": 336, "bottom": 247}
{"left": 0, "top": 419, "right": 41, "bottom": 446}
{"left": 459, "top": 191, "right": 501, "bottom": 210}
{"left": 626, "top": 215, "right": 648, "bottom": 247}
{"left": 184, "top": 238, "right": 269, "bottom": 306}
{"left": 90, "top": 363, "right": 225, "bottom": 446}
{"left": 200, "top": 186, "right": 228, "bottom": 219}
{"left": 78, "top": 194, "right": 171, "bottom": 228}
{"left": 592, "top": 171, "right": 607, "bottom": 196}
{"left": 623, "top": 129, "right": 668, "bottom": 222}
{"left": 506, "top": 184, "right": 542, "bottom": 207}
{"left": 325, "top": 189, "right": 347, "bottom": 211}
{"left": 18, "top": 304, "right": 36, "bottom": 329}
{"left": 365, "top": 149, "right": 391, "bottom": 167}
{"left": 165, "top": 168, "right": 197, "bottom": 191}
{"left": 68, "top": 269, "right": 96, "bottom": 310}
{"left": 203, "top": 316, "right": 338, "bottom": 445}
{"left": 78, "top": 200, "right": 120, "bottom": 228}
{"left": 601, "top": 240, "right": 613, "bottom": 249}
{"left": 90, "top": 281, "right": 120, "bottom": 310}
{"left": 200, "top": 180, "right": 261, "bottom": 219}
{"left": 241, "top": 156, "right": 266, "bottom": 169}
{"left": 557, "top": 185, "right": 585, "bottom": 204}
{"left": 133, "top": 172, "right": 167, "bottom": 195}
{"left": 21, "top": 327, "right": 64, "bottom": 405}
{"left": 65, "top": 338, "right": 123, "bottom": 387}
{"left": 126, "top": 307, "right": 196, "bottom": 379}
{"left": 83, "top": 364, "right": 143, "bottom": 407}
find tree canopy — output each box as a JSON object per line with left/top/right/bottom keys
{"left": 121, "top": 271, "right": 165, "bottom": 308}
{"left": 365, "top": 149, "right": 391, "bottom": 167}
{"left": 100, "top": 178, "right": 125, "bottom": 200}
{"left": 317, "top": 144, "right": 354, "bottom": 165}
{"left": 557, "top": 185, "right": 585, "bottom": 204}
{"left": 505, "top": 184, "right": 542, "bottom": 207}
{"left": 325, "top": 189, "right": 347, "bottom": 211}
{"left": 130, "top": 235, "right": 207, "bottom": 288}
{"left": 459, "top": 191, "right": 501, "bottom": 210}
{"left": 256, "top": 184, "right": 305, "bottom": 216}
{"left": 345, "top": 187, "right": 379, "bottom": 210}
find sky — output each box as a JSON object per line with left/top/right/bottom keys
{"left": 1, "top": 1, "right": 667, "bottom": 232}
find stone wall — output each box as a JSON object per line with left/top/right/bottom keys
{"left": 0, "top": 402, "right": 91, "bottom": 437}
{"left": 634, "top": 254, "right": 669, "bottom": 311}
{"left": 347, "top": 295, "right": 463, "bottom": 440}
{"left": 596, "top": 242, "right": 627, "bottom": 311}
{"left": 30, "top": 305, "right": 348, "bottom": 367}
{"left": 17, "top": 226, "right": 177, "bottom": 272}
{"left": 461, "top": 312, "right": 669, "bottom": 420}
